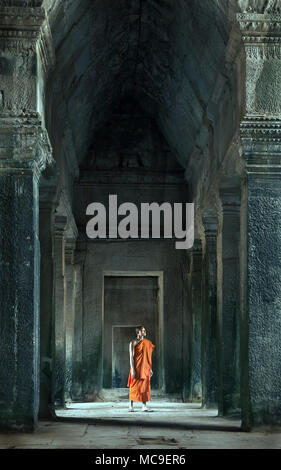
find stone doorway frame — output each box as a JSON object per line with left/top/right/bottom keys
{"left": 101, "top": 271, "right": 164, "bottom": 392}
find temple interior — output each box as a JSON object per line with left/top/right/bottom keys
{"left": 0, "top": 0, "right": 281, "bottom": 448}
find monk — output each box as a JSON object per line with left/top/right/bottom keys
{"left": 127, "top": 325, "right": 155, "bottom": 412}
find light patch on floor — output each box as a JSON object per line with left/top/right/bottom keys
{"left": 56, "top": 401, "right": 218, "bottom": 421}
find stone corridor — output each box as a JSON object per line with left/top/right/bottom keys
{"left": 0, "top": 0, "right": 281, "bottom": 446}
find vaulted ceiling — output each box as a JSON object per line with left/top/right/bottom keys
{"left": 44, "top": 0, "right": 240, "bottom": 168}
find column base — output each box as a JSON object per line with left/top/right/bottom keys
{"left": 250, "top": 402, "right": 281, "bottom": 427}
{"left": 0, "top": 406, "right": 37, "bottom": 433}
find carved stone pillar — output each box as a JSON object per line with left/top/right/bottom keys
{"left": 0, "top": 3, "right": 54, "bottom": 430}
{"left": 64, "top": 240, "right": 77, "bottom": 403}
{"left": 52, "top": 216, "right": 67, "bottom": 407}
{"left": 39, "top": 200, "right": 56, "bottom": 418}
{"left": 182, "top": 251, "right": 192, "bottom": 402}
{"left": 218, "top": 188, "right": 241, "bottom": 416}
{"left": 238, "top": 7, "right": 281, "bottom": 427}
{"left": 71, "top": 248, "right": 86, "bottom": 401}
{"left": 201, "top": 214, "right": 218, "bottom": 408}
{"left": 190, "top": 239, "right": 203, "bottom": 402}
{"left": 39, "top": 159, "right": 57, "bottom": 418}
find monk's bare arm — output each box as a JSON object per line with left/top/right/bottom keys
{"left": 129, "top": 340, "right": 136, "bottom": 378}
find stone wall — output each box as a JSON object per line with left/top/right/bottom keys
{"left": 78, "top": 238, "right": 189, "bottom": 398}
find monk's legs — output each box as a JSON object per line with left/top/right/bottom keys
{"left": 128, "top": 400, "right": 134, "bottom": 412}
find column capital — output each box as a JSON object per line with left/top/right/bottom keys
{"left": 237, "top": 12, "right": 281, "bottom": 42}
{"left": 237, "top": 11, "right": 281, "bottom": 73}
{"left": 0, "top": 3, "right": 55, "bottom": 111}
{"left": 0, "top": 114, "right": 54, "bottom": 182}
{"left": 240, "top": 116, "right": 281, "bottom": 175}
{"left": 0, "top": 2, "right": 55, "bottom": 73}
{"left": 202, "top": 212, "right": 218, "bottom": 235}
{"left": 53, "top": 215, "right": 67, "bottom": 239}
{"left": 220, "top": 187, "right": 241, "bottom": 208}
{"left": 0, "top": 3, "right": 46, "bottom": 52}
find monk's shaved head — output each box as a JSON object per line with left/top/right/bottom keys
{"left": 136, "top": 325, "right": 146, "bottom": 336}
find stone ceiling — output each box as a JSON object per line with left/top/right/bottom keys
{"left": 43, "top": 0, "right": 241, "bottom": 168}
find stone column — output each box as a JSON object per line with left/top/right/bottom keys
{"left": 72, "top": 251, "right": 85, "bottom": 401}
{"left": 190, "top": 239, "right": 203, "bottom": 402}
{"left": 64, "top": 240, "right": 77, "bottom": 403}
{"left": 182, "top": 251, "right": 192, "bottom": 402}
{"left": 39, "top": 200, "right": 56, "bottom": 418}
{"left": 201, "top": 214, "right": 218, "bottom": 408}
{"left": 39, "top": 162, "right": 57, "bottom": 418}
{"left": 52, "top": 216, "right": 67, "bottom": 407}
{"left": 219, "top": 188, "right": 241, "bottom": 416}
{"left": 237, "top": 6, "right": 281, "bottom": 427}
{"left": 0, "top": 3, "right": 53, "bottom": 430}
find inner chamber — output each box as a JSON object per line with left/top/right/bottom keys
{"left": 103, "top": 276, "right": 159, "bottom": 389}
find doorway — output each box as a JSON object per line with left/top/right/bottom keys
{"left": 102, "top": 271, "right": 164, "bottom": 390}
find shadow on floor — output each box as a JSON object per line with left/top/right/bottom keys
{"left": 53, "top": 415, "right": 242, "bottom": 432}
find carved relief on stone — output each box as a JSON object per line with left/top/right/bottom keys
{"left": 240, "top": 115, "right": 281, "bottom": 172}
{"left": 237, "top": 0, "right": 281, "bottom": 41}
{"left": 0, "top": 2, "right": 54, "bottom": 121}
{"left": 238, "top": 0, "right": 281, "bottom": 13}
{"left": 0, "top": 112, "right": 53, "bottom": 179}
{"left": 237, "top": 14, "right": 281, "bottom": 37}
{"left": 0, "top": 3, "right": 53, "bottom": 69}
{"left": 0, "top": 1, "right": 43, "bottom": 6}
{"left": 237, "top": 2, "right": 281, "bottom": 117}
{"left": 244, "top": 41, "right": 281, "bottom": 62}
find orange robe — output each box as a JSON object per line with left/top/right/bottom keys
{"left": 127, "top": 338, "right": 155, "bottom": 402}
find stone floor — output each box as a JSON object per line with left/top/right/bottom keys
{"left": 0, "top": 402, "right": 281, "bottom": 449}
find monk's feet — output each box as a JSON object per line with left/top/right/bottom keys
{"left": 141, "top": 405, "right": 152, "bottom": 412}
{"left": 128, "top": 407, "right": 134, "bottom": 412}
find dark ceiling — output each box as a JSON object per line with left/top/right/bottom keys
{"left": 44, "top": 0, "right": 240, "bottom": 168}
